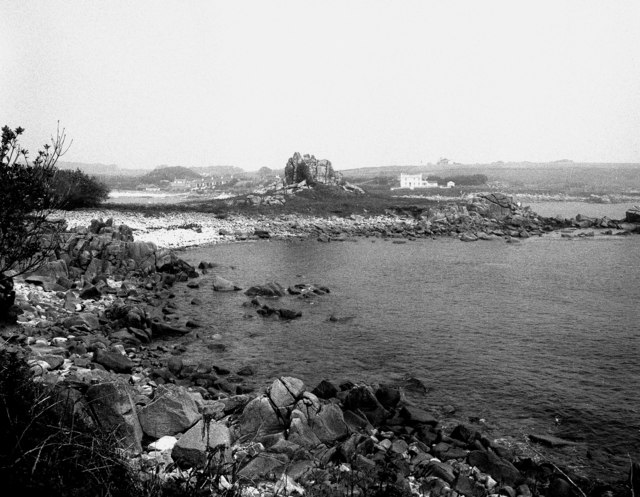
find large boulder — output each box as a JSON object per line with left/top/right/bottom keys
{"left": 85, "top": 381, "right": 143, "bottom": 453}
{"left": 289, "top": 393, "right": 348, "bottom": 448}
{"left": 284, "top": 152, "right": 343, "bottom": 186}
{"left": 30, "top": 260, "right": 69, "bottom": 280}
{"left": 125, "top": 241, "right": 157, "bottom": 265}
{"left": 343, "top": 384, "right": 390, "bottom": 426}
{"left": 138, "top": 384, "right": 202, "bottom": 438}
{"left": 236, "top": 396, "right": 285, "bottom": 441}
{"left": 268, "top": 377, "right": 305, "bottom": 409}
{"left": 171, "top": 419, "right": 232, "bottom": 468}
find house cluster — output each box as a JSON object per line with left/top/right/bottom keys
{"left": 399, "top": 174, "right": 455, "bottom": 190}
{"left": 165, "top": 177, "right": 231, "bottom": 191}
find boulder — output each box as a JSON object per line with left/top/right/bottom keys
{"left": 30, "top": 260, "right": 69, "bottom": 280}
{"left": 79, "top": 285, "right": 102, "bottom": 300}
{"left": 312, "top": 379, "right": 339, "bottom": 400}
{"left": 62, "top": 312, "right": 100, "bottom": 330}
{"left": 415, "top": 459, "right": 456, "bottom": 484}
{"left": 547, "top": 477, "right": 575, "bottom": 497}
{"left": 138, "top": 384, "right": 202, "bottom": 438}
{"left": 171, "top": 419, "right": 232, "bottom": 468}
{"left": 467, "top": 450, "right": 521, "bottom": 486}
{"left": 238, "top": 453, "right": 288, "bottom": 479}
{"left": 125, "top": 241, "right": 157, "bottom": 265}
{"left": 253, "top": 229, "right": 271, "bottom": 239}
{"left": 85, "top": 381, "right": 143, "bottom": 453}
{"left": 236, "top": 396, "right": 285, "bottom": 441}
{"left": 93, "top": 349, "right": 134, "bottom": 374}
{"left": 343, "top": 385, "right": 389, "bottom": 426}
{"left": 84, "top": 257, "right": 105, "bottom": 281}
{"left": 625, "top": 206, "right": 640, "bottom": 223}
{"left": 295, "top": 399, "right": 349, "bottom": 445}
{"left": 151, "top": 320, "right": 191, "bottom": 337}
{"left": 268, "top": 377, "right": 305, "bottom": 408}
{"left": 245, "top": 282, "right": 286, "bottom": 297}
{"left": 212, "top": 275, "right": 241, "bottom": 292}
{"left": 375, "top": 384, "right": 401, "bottom": 409}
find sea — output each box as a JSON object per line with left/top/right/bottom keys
{"left": 169, "top": 201, "right": 639, "bottom": 482}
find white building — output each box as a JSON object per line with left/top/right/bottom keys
{"left": 400, "top": 173, "right": 439, "bottom": 189}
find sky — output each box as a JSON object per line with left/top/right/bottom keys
{"left": 1, "top": 1, "right": 640, "bottom": 170}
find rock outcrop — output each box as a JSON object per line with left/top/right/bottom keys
{"left": 284, "top": 152, "right": 343, "bottom": 186}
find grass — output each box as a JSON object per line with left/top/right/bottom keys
{"left": 99, "top": 183, "right": 451, "bottom": 218}
{"left": 0, "top": 348, "right": 144, "bottom": 497}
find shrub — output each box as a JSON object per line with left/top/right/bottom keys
{"left": 53, "top": 168, "right": 110, "bottom": 209}
{"left": 0, "top": 125, "right": 67, "bottom": 276}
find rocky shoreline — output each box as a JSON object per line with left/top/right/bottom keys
{"left": 1, "top": 196, "right": 639, "bottom": 496}
{"left": 56, "top": 194, "right": 637, "bottom": 250}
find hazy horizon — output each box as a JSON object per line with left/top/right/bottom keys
{"left": 2, "top": 1, "right": 639, "bottom": 170}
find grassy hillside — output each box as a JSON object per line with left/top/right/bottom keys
{"left": 139, "top": 166, "right": 202, "bottom": 183}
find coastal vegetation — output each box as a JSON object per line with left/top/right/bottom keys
{"left": 0, "top": 125, "right": 110, "bottom": 275}
{"left": 0, "top": 125, "right": 67, "bottom": 277}
{"left": 53, "top": 168, "right": 110, "bottom": 209}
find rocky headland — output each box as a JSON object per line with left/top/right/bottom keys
{"left": 1, "top": 195, "right": 639, "bottom": 496}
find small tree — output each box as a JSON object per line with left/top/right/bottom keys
{"left": 0, "top": 124, "right": 69, "bottom": 277}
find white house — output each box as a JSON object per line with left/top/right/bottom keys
{"left": 400, "top": 173, "right": 439, "bottom": 189}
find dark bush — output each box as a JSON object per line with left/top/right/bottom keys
{"left": 0, "top": 125, "right": 67, "bottom": 277}
{"left": 53, "top": 168, "right": 110, "bottom": 209}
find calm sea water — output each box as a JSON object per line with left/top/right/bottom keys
{"left": 164, "top": 202, "right": 639, "bottom": 481}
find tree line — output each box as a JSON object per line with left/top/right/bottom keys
{"left": 426, "top": 174, "right": 488, "bottom": 186}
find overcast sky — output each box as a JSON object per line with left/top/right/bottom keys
{"left": 1, "top": 1, "right": 639, "bottom": 170}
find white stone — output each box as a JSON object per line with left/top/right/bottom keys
{"left": 148, "top": 435, "right": 178, "bottom": 452}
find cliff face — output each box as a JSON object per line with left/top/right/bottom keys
{"left": 284, "top": 152, "right": 343, "bottom": 186}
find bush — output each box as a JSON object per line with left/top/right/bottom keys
{"left": 0, "top": 125, "right": 67, "bottom": 277}
{"left": 53, "top": 168, "right": 110, "bottom": 209}
{"left": 0, "top": 349, "right": 144, "bottom": 497}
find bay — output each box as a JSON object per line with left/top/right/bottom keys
{"left": 172, "top": 231, "right": 640, "bottom": 480}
